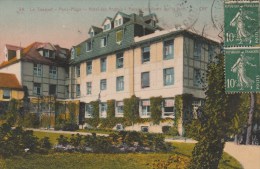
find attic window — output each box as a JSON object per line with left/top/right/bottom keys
{"left": 116, "top": 30, "right": 123, "bottom": 44}
{"left": 86, "top": 42, "right": 92, "bottom": 52}
{"left": 104, "top": 24, "right": 111, "bottom": 31}
{"left": 90, "top": 31, "right": 94, "bottom": 37}
{"left": 44, "top": 50, "right": 55, "bottom": 59}
{"left": 115, "top": 18, "right": 122, "bottom": 27}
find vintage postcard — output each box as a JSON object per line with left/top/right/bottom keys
{"left": 0, "top": 0, "right": 259, "bottom": 169}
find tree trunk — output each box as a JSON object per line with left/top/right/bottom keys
{"left": 246, "top": 93, "right": 255, "bottom": 145}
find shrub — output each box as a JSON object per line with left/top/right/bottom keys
{"left": 57, "top": 135, "right": 69, "bottom": 146}
{"left": 39, "top": 137, "right": 52, "bottom": 149}
{"left": 62, "top": 123, "right": 79, "bottom": 131}
{"left": 162, "top": 126, "right": 179, "bottom": 136}
{"left": 22, "top": 113, "right": 40, "bottom": 128}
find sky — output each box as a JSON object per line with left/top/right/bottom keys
{"left": 0, "top": 0, "right": 224, "bottom": 62}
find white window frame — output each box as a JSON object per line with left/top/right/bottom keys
{"left": 140, "top": 100, "right": 151, "bottom": 118}
{"left": 33, "top": 83, "right": 41, "bottom": 96}
{"left": 115, "top": 101, "right": 124, "bottom": 117}
{"left": 162, "top": 99, "right": 175, "bottom": 118}
{"left": 100, "top": 79, "right": 107, "bottom": 91}
{"left": 49, "top": 65, "right": 57, "bottom": 79}
{"left": 86, "top": 82, "right": 92, "bottom": 95}
{"left": 33, "top": 64, "right": 42, "bottom": 77}
{"left": 100, "top": 103, "right": 107, "bottom": 118}
{"left": 3, "top": 89, "right": 11, "bottom": 99}
{"left": 101, "top": 36, "right": 107, "bottom": 47}
{"left": 163, "top": 68, "right": 174, "bottom": 86}
{"left": 86, "top": 41, "right": 92, "bottom": 52}
{"left": 164, "top": 40, "right": 174, "bottom": 59}
{"left": 85, "top": 104, "right": 93, "bottom": 118}
{"left": 116, "top": 76, "right": 124, "bottom": 91}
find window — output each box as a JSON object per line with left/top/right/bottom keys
{"left": 76, "top": 84, "right": 80, "bottom": 97}
{"left": 209, "top": 45, "right": 215, "bottom": 62}
{"left": 43, "top": 50, "right": 49, "bottom": 58}
{"left": 71, "top": 48, "right": 75, "bottom": 59}
{"left": 141, "top": 72, "right": 150, "bottom": 88}
{"left": 163, "top": 99, "right": 175, "bottom": 118}
{"left": 100, "top": 58, "right": 106, "bottom": 72}
{"left": 101, "top": 37, "right": 107, "bottom": 47}
{"left": 104, "top": 24, "right": 111, "bottom": 31}
{"left": 141, "top": 100, "right": 151, "bottom": 117}
{"left": 116, "top": 101, "right": 124, "bottom": 117}
{"left": 164, "top": 40, "right": 174, "bottom": 59}
{"left": 100, "top": 79, "right": 107, "bottom": 90}
{"left": 193, "top": 68, "right": 201, "bottom": 87}
{"left": 49, "top": 84, "right": 56, "bottom": 95}
{"left": 86, "top": 61, "right": 92, "bottom": 75}
{"left": 142, "top": 46, "right": 150, "bottom": 63}
{"left": 116, "top": 53, "right": 124, "bottom": 69}
{"left": 89, "top": 31, "right": 94, "bottom": 37}
{"left": 116, "top": 30, "right": 123, "bottom": 44}
{"left": 76, "top": 65, "right": 80, "bottom": 77}
{"left": 3, "top": 89, "right": 10, "bottom": 99}
{"left": 194, "top": 41, "right": 202, "bottom": 60}
{"left": 49, "top": 66, "right": 57, "bottom": 79}
{"left": 86, "top": 41, "right": 92, "bottom": 52}
{"left": 33, "top": 83, "right": 41, "bottom": 95}
{"left": 85, "top": 104, "right": 93, "bottom": 118}
{"left": 115, "top": 18, "right": 122, "bottom": 27}
{"left": 116, "top": 76, "right": 124, "bottom": 91}
{"left": 163, "top": 68, "right": 174, "bottom": 86}
{"left": 116, "top": 124, "right": 124, "bottom": 131}
{"left": 86, "top": 82, "right": 92, "bottom": 95}
{"left": 33, "top": 64, "right": 42, "bottom": 77}
{"left": 100, "top": 103, "right": 107, "bottom": 118}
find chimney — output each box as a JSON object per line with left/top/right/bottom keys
{"left": 139, "top": 9, "right": 144, "bottom": 17}
{"left": 16, "top": 49, "right": 21, "bottom": 59}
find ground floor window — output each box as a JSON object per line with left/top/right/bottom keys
{"left": 85, "top": 104, "right": 93, "bottom": 118}
{"left": 3, "top": 89, "right": 10, "bottom": 99}
{"left": 100, "top": 103, "right": 107, "bottom": 118}
{"left": 141, "top": 100, "right": 150, "bottom": 117}
{"left": 163, "top": 99, "right": 175, "bottom": 118}
{"left": 116, "top": 101, "right": 124, "bottom": 117}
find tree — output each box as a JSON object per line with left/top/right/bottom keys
{"left": 189, "top": 54, "right": 240, "bottom": 169}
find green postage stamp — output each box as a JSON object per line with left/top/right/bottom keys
{"left": 225, "top": 48, "right": 260, "bottom": 93}
{"left": 224, "top": 1, "right": 259, "bottom": 47}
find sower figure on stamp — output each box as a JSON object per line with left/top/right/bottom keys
{"left": 231, "top": 51, "right": 256, "bottom": 90}
{"left": 230, "top": 6, "right": 255, "bottom": 44}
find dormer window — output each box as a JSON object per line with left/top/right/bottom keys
{"left": 86, "top": 41, "right": 92, "bottom": 52}
{"left": 71, "top": 48, "right": 75, "bottom": 59}
{"left": 90, "top": 31, "right": 94, "bottom": 37}
{"left": 43, "top": 49, "right": 55, "bottom": 59}
{"left": 103, "top": 24, "right": 111, "bottom": 31}
{"left": 115, "top": 18, "right": 122, "bottom": 27}
{"left": 101, "top": 37, "right": 107, "bottom": 47}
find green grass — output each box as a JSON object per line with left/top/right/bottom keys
{"left": 0, "top": 131, "right": 243, "bottom": 169}
{"left": 33, "top": 131, "right": 72, "bottom": 144}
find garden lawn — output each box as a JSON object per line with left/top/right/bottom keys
{"left": 33, "top": 131, "right": 72, "bottom": 145}
{"left": 0, "top": 131, "right": 243, "bottom": 169}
